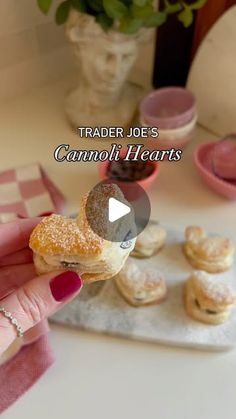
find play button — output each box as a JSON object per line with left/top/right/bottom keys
{"left": 108, "top": 198, "right": 131, "bottom": 223}
{"left": 85, "top": 179, "right": 151, "bottom": 243}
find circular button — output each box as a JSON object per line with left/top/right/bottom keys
{"left": 85, "top": 179, "right": 151, "bottom": 243}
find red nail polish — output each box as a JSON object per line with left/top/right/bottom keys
{"left": 39, "top": 212, "right": 54, "bottom": 217}
{"left": 50, "top": 272, "right": 82, "bottom": 302}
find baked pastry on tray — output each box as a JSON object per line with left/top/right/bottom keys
{"left": 131, "top": 223, "right": 166, "bottom": 259}
{"left": 185, "top": 271, "right": 236, "bottom": 325}
{"left": 29, "top": 184, "right": 136, "bottom": 283}
{"left": 183, "top": 225, "right": 234, "bottom": 273}
{"left": 115, "top": 258, "right": 167, "bottom": 307}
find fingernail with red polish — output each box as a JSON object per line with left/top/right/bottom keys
{"left": 50, "top": 272, "right": 83, "bottom": 302}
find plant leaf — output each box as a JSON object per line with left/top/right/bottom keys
{"left": 119, "top": 16, "right": 143, "bottom": 34}
{"left": 71, "top": 0, "right": 87, "bottom": 13}
{"left": 122, "top": 0, "right": 132, "bottom": 5}
{"left": 103, "top": 0, "right": 128, "bottom": 19}
{"left": 190, "top": 0, "right": 208, "bottom": 10}
{"left": 131, "top": 3, "right": 153, "bottom": 19}
{"left": 178, "top": 6, "right": 193, "bottom": 28}
{"left": 88, "top": 0, "right": 104, "bottom": 12}
{"left": 164, "top": 0, "right": 182, "bottom": 14}
{"left": 96, "top": 13, "right": 113, "bottom": 31}
{"left": 55, "top": 0, "right": 71, "bottom": 24}
{"left": 145, "top": 11, "right": 167, "bottom": 27}
{"left": 133, "top": 0, "right": 148, "bottom": 6}
{"left": 37, "top": 0, "right": 53, "bottom": 15}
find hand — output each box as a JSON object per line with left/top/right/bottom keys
{"left": 0, "top": 218, "right": 83, "bottom": 355}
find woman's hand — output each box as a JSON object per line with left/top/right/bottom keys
{"left": 0, "top": 218, "right": 82, "bottom": 355}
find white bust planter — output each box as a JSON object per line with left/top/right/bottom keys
{"left": 65, "top": 10, "right": 147, "bottom": 129}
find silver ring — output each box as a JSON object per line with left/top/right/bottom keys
{"left": 0, "top": 306, "right": 24, "bottom": 338}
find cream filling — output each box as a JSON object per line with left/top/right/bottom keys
{"left": 41, "top": 242, "right": 132, "bottom": 276}
{"left": 38, "top": 237, "right": 136, "bottom": 278}
{"left": 194, "top": 298, "right": 219, "bottom": 315}
{"left": 188, "top": 287, "right": 231, "bottom": 316}
{"left": 43, "top": 254, "right": 93, "bottom": 266}
{"left": 133, "top": 248, "right": 156, "bottom": 256}
{"left": 116, "top": 278, "right": 166, "bottom": 304}
{"left": 132, "top": 244, "right": 163, "bottom": 257}
{"left": 42, "top": 255, "right": 113, "bottom": 275}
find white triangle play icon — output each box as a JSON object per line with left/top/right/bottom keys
{"left": 108, "top": 198, "right": 131, "bottom": 223}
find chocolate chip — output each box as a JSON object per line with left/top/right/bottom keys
{"left": 133, "top": 172, "right": 143, "bottom": 181}
{"left": 195, "top": 299, "right": 201, "bottom": 309}
{"left": 194, "top": 299, "right": 218, "bottom": 315}
{"left": 135, "top": 162, "right": 146, "bottom": 171}
{"left": 205, "top": 309, "right": 218, "bottom": 315}
{"left": 61, "top": 261, "right": 80, "bottom": 268}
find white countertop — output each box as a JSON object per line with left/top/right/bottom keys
{"left": 2, "top": 78, "right": 236, "bottom": 419}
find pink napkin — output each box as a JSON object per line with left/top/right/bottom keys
{"left": 0, "top": 163, "right": 64, "bottom": 221}
{"left": 0, "top": 163, "right": 65, "bottom": 413}
{"left": 0, "top": 326, "right": 55, "bottom": 415}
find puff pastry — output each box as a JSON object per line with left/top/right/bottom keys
{"left": 29, "top": 184, "right": 136, "bottom": 283}
{"left": 185, "top": 271, "right": 236, "bottom": 325}
{"left": 183, "top": 225, "right": 234, "bottom": 273}
{"left": 115, "top": 258, "right": 167, "bottom": 307}
{"left": 131, "top": 223, "right": 166, "bottom": 259}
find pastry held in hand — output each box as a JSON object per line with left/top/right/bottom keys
{"left": 115, "top": 258, "right": 167, "bottom": 307}
{"left": 131, "top": 223, "right": 166, "bottom": 258}
{"left": 183, "top": 225, "right": 234, "bottom": 273}
{"left": 185, "top": 271, "right": 236, "bottom": 325}
{"left": 29, "top": 184, "right": 136, "bottom": 284}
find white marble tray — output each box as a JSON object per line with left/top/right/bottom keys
{"left": 51, "top": 224, "right": 236, "bottom": 351}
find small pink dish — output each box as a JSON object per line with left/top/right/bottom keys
{"left": 140, "top": 87, "right": 196, "bottom": 130}
{"left": 212, "top": 134, "right": 236, "bottom": 180}
{"left": 194, "top": 142, "right": 236, "bottom": 200}
{"left": 98, "top": 157, "right": 160, "bottom": 192}
{"left": 141, "top": 113, "right": 197, "bottom": 151}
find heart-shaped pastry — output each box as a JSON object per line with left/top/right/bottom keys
{"left": 183, "top": 225, "right": 235, "bottom": 273}
{"left": 29, "top": 184, "right": 136, "bottom": 283}
{"left": 115, "top": 258, "right": 167, "bottom": 307}
{"left": 131, "top": 222, "right": 166, "bottom": 258}
{"left": 185, "top": 271, "right": 236, "bottom": 325}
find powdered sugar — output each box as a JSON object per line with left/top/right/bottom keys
{"left": 193, "top": 271, "right": 236, "bottom": 303}
{"left": 30, "top": 214, "right": 103, "bottom": 255}
{"left": 119, "top": 259, "right": 164, "bottom": 291}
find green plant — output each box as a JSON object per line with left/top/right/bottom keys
{"left": 37, "top": 0, "right": 207, "bottom": 33}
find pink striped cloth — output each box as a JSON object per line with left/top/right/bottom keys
{"left": 0, "top": 163, "right": 64, "bottom": 222}
{"left": 0, "top": 163, "right": 65, "bottom": 414}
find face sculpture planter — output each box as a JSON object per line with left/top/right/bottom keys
{"left": 65, "top": 10, "right": 146, "bottom": 129}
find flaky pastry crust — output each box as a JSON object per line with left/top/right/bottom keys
{"left": 29, "top": 184, "right": 136, "bottom": 283}
{"left": 131, "top": 223, "right": 166, "bottom": 259}
{"left": 115, "top": 258, "right": 167, "bottom": 307}
{"left": 185, "top": 271, "right": 236, "bottom": 325}
{"left": 183, "top": 226, "right": 234, "bottom": 273}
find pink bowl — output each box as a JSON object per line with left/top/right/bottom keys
{"left": 194, "top": 143, "right": 236, "bottom": 200}
{"left": 98, "top": 157, "right": 160, "bottom": 192}
{"left": 141, "top": 113, "right": 197, "bottom": 151}
{"left": 140, "top": 87, "right": 196, "bottom": 130}
{"left": 212, "top": 134, "right": 236, "bottom": 180}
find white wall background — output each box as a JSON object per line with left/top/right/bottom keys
{"left": 187, "top": 5, "right": 236, "bottom": 136}
{"left": 0, "top": 0, "right": 156, "bottom": 101}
